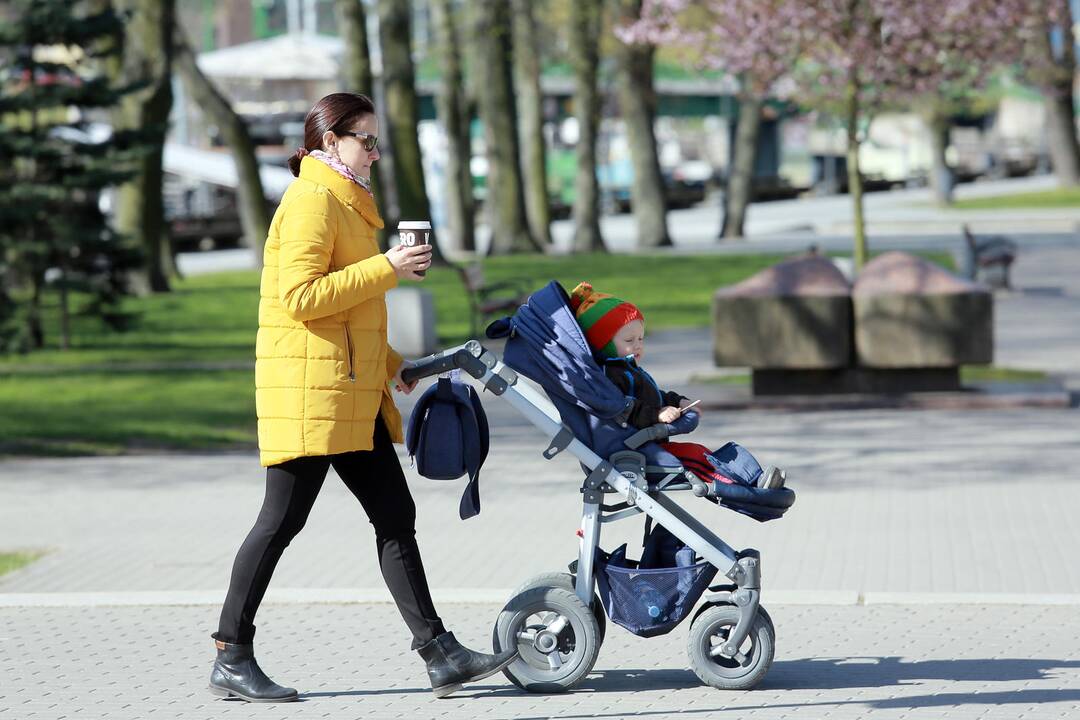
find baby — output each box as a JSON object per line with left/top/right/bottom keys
{"left": 569, "top": 282, "right": 785, "bottom": 490}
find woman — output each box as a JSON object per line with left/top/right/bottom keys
{"left": 208, "top": 92, "right": 516, "bottom": 703}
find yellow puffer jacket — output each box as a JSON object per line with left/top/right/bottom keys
{"left": 255, "top": 155, "right": 404, "bottom": 467}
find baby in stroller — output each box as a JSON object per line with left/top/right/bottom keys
{"left": 569, "top": 282, "right": 786, "bottom": 492}
{"left": 402, "top": 280, "right": 796, "bottom": 693}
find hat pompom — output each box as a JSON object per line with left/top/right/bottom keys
{"left": 569, "top": 282, "right": 593, "bottom": 311}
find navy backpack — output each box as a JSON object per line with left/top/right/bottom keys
{"left": 405, "top": 376, "right": 490, "bottom": 519}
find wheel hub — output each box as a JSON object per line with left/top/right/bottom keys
{"left": 535, "top": 630, "right": 559, "bottom": 653}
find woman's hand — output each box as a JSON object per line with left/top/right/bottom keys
{"left": 658, "top": 406, "right": 681, "bottom": 423}
{"left": 385, "top": 244, "right": 432, "bottom": 280}
{"left": 391, "top": 364, "right": 419, "bottom": 394}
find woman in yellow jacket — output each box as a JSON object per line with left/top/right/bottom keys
{"left": 208, "top": 93, "right": 515, "bottom": 703}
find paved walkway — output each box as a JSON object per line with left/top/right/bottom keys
{"left": 3, "top": 602, "right": 1079, "bottom": 719}
{"left": 3, "top": 236, "right": 1079, "bottom": 718}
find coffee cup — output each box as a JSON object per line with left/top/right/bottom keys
{"left": 398, "top": 221, "right": 432, "bottom": 277}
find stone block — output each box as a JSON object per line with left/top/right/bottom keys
{"left": 386, "top": 287, "right": 438, "bottom": 357}
{"left": 713, "top": 255, "right": 851, "bottom": 369}
{"left": 853, "top": 251, "right": 993, "bottom": 368}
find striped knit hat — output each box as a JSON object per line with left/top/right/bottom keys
{"left": 569, "top": 282, "right": 644, "bottom": 358}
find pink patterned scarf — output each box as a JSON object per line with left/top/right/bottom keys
{"left": 308, "top": 149, "right": 373, "bottom": 197}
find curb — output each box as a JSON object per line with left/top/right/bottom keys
{"left": 2, "top": 588, "right": 1079, "bottom": 608}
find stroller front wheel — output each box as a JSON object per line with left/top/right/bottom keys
{"left": 687, "top": 604, "right": 775, "bottom": 690}
{"left": 493, "top": 586, "right": 601, "bottom": 693}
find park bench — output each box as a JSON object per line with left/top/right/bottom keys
{"left": 454, "top": 262, "right": 530, "bottom": 338}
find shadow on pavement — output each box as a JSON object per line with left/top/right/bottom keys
{"left": 767, "top": 656, "right": 1080, "bottom": 690}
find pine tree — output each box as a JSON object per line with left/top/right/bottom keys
{"left": 0, "top": 0, "right": 144, "bottom": 352}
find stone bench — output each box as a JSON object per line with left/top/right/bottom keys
{"left": 712, "top": 254, "right": 852, "bottom": 370}
{"left": 852, "top": 251, "right": 992, "bottom": 388}
{"left": 712, "top": 251, "right": 993, "bottom": 395}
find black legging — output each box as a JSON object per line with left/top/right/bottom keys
{"left": 217, "top": 418, "right": 446, "bottom": 649}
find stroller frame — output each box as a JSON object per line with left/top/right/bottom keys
{"left": 402, "top": 340, "right": 763, "bottom": 663}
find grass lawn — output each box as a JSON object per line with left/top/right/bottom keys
{"left": 949, "top": 187, "right": 1080, "bottom": 210}
{"left": 0, "top": 551, "right": 44, "bottom": 578}
{"left": 0, "top": 249, "right": 955, "bottom": 456}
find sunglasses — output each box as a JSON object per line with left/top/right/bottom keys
{"left": 339, "top": 130, "right": 379, "bottom": 152}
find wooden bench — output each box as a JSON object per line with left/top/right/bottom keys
{"left": 454, "top": 263, "right": 530, "bottom": 338}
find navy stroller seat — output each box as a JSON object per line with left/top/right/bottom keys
{"left": 486, "top": 281, "right": 696, "bottom": 469}
{"left": 487, "top": 281, "right": 794, "bottom": 521}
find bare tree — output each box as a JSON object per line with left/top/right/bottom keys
{"left": 469, "top": 0, "right": 536, "bottom": 254}
{"left": 1024, "top": 0, "right": 1080, "bottom": 186}
{"left": 431, "top": 0, "right": 476, "bottom": 253}
{"left": 172, "top": 30, "right": 269, "bottom": 267}
{"left": 376, "top": 0, "right": 444, "bottom": 264}
{"left": 569, "top": 0, "right": 605, "bottom": 252}
{"left": 613, "top": 0, "right": 670, "bottom": 248}
{"left": 510, "top": 0, "right": 552, "bottom": 248}
{"left": 336, "top": 0, "right": 388, "bottom": 243}
{"left": 110, "top": 0, "right": 176, "bottom": 292}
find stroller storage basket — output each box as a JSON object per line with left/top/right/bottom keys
{"left": 594, "top": 550, "right": 718, "bottom": 638}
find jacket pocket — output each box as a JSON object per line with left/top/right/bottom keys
{"left": 343, "top": 323, "right": 356, "bottom": 382}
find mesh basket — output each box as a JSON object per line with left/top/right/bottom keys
{"left": 594, "top": 550, "right": 718, "bottom": 638}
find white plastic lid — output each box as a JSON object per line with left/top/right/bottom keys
{"left": 398, "top": 220, "right": 431, "bottom": 230}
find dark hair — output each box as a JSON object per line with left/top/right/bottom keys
{"left": 287, "top": 92, "right": 376, "bottom": 176}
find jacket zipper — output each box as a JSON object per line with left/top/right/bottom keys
{"left": 343, "top": 323, "right": 356, "bottom": 382}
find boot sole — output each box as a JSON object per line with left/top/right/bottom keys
{"left": 208, "top": 683, "right": 299, "bottom": 703}
{"left": 432, "top": 653, "right": 519, "bottom": 699}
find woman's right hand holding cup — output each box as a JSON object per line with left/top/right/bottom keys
{"left": 385, "top": 243, "right": 432, "bottom": 281}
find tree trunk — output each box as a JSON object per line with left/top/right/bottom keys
{"left": 614, "top": 0, "right": 669, "bottom": 248}
{"left": 1045, "top": 92, "right": 1080, "bottom": 186}
{"left": 336, "top": 0, "right": 388, "bottom": 249}
{"left": 58, "top": 267, "right": 70, "bottom": 351}
{"left": 28, "top": 276, "right": 44, "bottom": 350}
{"left": 111, "top": 0, "right": 176, "bottom": 293}
{"left": 1034, "top": 1, "right": 1080, "bottom": 186}
{"left": 172, "top": 30, "right": 270, "bottom": 267}
{"left": 569, "top": 0, "right": 605, "bottom": 253}
{"left": 720, "top": 95, "right": 762, "bottom": 239}
{"left": 376, "top": 0, "right": 444, "bottom": 264}
{"left": 845, "top": 76, "right": 868, "bottom": 270}
{"left": 511, "top": 0, "right": 552, "bottom": 249}
{"left": 431, "top": 0, "right": 475, "bottom": 255}
{"left": 925, "top": 108, "right": 954, "bottom": 206}
{"left": 469, "top": 0, "right": 536, "bottom": 255}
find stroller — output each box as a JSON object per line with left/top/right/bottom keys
{"left": 401, "top": 281, "right": 795, "bottom": 693}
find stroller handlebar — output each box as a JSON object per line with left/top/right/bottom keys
{"left": 400, "top": 340, "right": 490, "bottom": 385}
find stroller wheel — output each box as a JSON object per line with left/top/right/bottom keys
{"left": 687, "top": 604, "right": 775, "bottom": 690}
{"left": 505, "top": 572, "right": 606, "bottom": 646}
{"left": 493, "top": 586, "right": 601, "bottom": 693}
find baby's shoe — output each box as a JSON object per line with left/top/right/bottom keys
{"left": 757, "top": 466, "right": 786, "bottom": 490}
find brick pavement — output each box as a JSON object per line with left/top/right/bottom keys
{"left": 2, "top": 602, "right": 1079, "bottom": 720}
{"left": 3, "top": 402, "right": 1080, "bottom": 597}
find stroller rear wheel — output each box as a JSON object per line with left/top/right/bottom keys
{"left": 493, "top": 586, "right": 601, "bottom": 693}
{"left": 687, "top": 604, "right": 775, "bottom": 690}
{"left": 506, "top": 572, "right": 606, "bottom": 645}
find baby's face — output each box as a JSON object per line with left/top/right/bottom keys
{"left": 612, "top": 319, "right": 645, "bottom": 361}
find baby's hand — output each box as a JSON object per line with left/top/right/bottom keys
{"left": 679, "top": 398, "right": 703, "bottom": 416}
{"left": 658, "top": 406, "right": 681, "bottom": 423}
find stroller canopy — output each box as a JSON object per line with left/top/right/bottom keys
{"left": 488, "top": 281, "right": 689, "bottom": 466}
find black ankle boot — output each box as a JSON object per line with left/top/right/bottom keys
{"left": 417, "top": 631, "right": 518, "bottom": 698}
{"left": 208, "top": 633, "right": 298, "bottom": 703}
